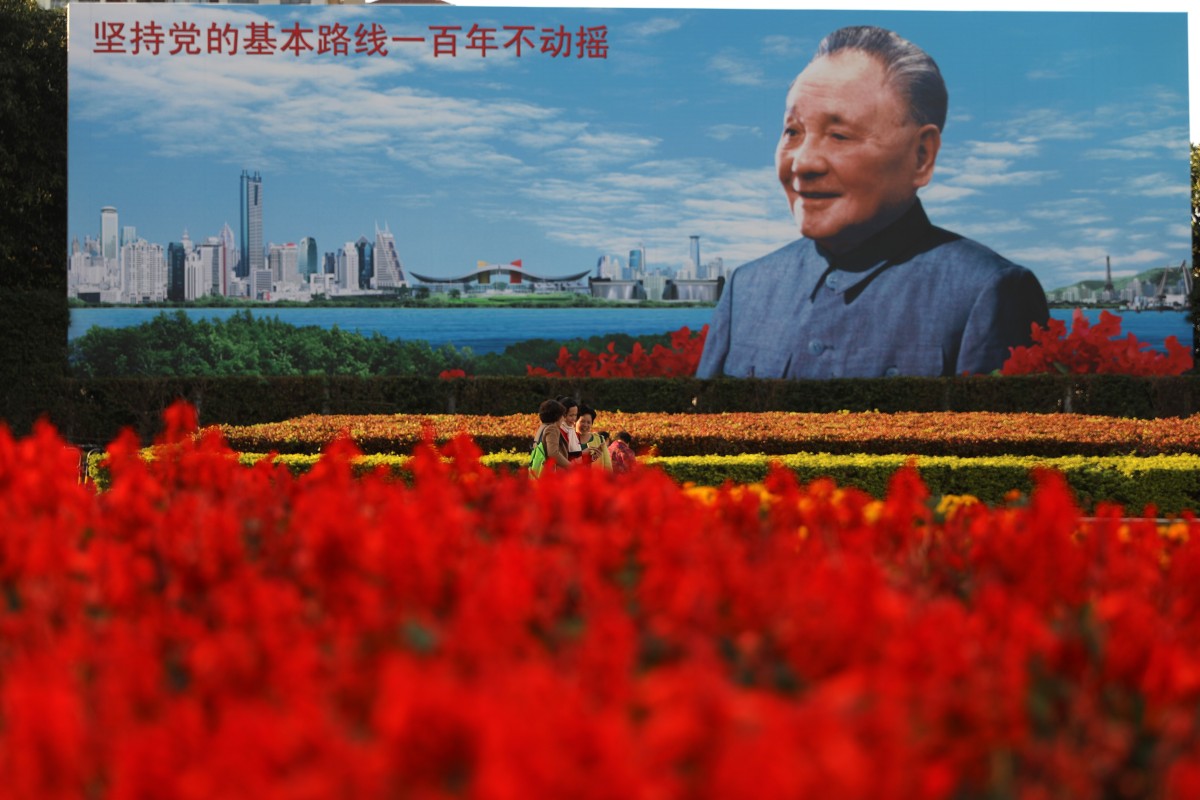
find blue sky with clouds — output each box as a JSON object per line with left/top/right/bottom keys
{"left": 68, "top": 4, "right": 1190, "bottom": 290}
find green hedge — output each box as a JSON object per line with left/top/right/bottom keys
{"left": 85, "top": 449, "right": 1200, "bottom": 515}
{"left": 41, "top": 374, "right": 1200, "bottom": 446}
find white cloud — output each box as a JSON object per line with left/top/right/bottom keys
{"left": 706, "top": 124, "right": 762, "bottom": 141}
{"left": 965, "top": 141, "right": 1039, "bottom": 158}
{"left": 761, "top": 35, "right": 806, "bottom": 59}
{"left": 624, "top": 17, "right": 684, "bottom": 38}
{"left": 707, "top": 51, "right": 768, "bottom": 86}
{"left": 1123, "top": 173, "right": 1189, "bottom": 198}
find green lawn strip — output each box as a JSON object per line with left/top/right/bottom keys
{"left": 86, "top": 450, "right": 1200, "bottom": 514}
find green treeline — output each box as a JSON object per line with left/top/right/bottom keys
{"left": 68, "top": 311, "right": 673, "bottom": 378}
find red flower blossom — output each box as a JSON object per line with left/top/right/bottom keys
{"left": 1002, "top": 309, "right": 1193, "bottom": 376}
{"left": 527, "top": 325, "right": 709, "bottom": 378}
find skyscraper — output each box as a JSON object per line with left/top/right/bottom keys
{"left": 239, "top": 170, "right": 263, "bottom": 279}
{"left": 628, "top": 244, "right": 645, "bottom": 279}
{"left": 689, "top": 235, "right": 701, "bottom": 278}
{"left": 199, "top": 237, "right": 224, "bottom": 298}
{"left": 219, "top": 223, "right": 236, "bottom": 297}
{"left": 337, "top": 243, "right": 359, "bottom": 292}
{"left": 374, "top": 225, "right": 407, "bottom": 289}
{"left": 101, "top": 206, "right": 118, "bottom": 262}
{"left": 355, "top": 236, "right": 374, "bottom": 290}
{"left": 167, "top": 241, "right": 187, "bottom": 302}
{"left": 298, "top": 236, "right": 318, "bottom": 280}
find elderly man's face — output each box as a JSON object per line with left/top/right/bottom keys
{"left": 776, "top": 50, "right": 940, "bottom": 253}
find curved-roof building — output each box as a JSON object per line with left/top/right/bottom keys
{"left": 409, "top": 260, "right": 589, "bottom": 286}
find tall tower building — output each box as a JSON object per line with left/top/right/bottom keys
{"left": 355, "top": 236, "right": 374, "bottom": 290}
{"left": 628, "top": 244, "right": 645, "bottom": 279}
{"left": 219, "top": 223, "right": 236, "bottom": 296}
{"left": 167, "top": 241, "right": 187, "bottom": 302}
{"left": 689, "top": 235, "right": 701, "bottom": 277}
{"left": 239, "top": 170, "right": 263, "bottom": 279}
{"left": 337, "top": 243, "right": 360, "bottom": 292}
{"left": 374, "top": 225, "right": 407, "bottom": 289}
{"left": 101, "top": 206, "right": 118, "bottom": 261}
{"left": 298, "top": 236, "right": 318, "bottom": 279}
{"left": 268, "top": 243, "right": 284, "bottom": 282}
{"left": 123, "top": 240, "right": 166, "bottom": 304}
{"left": 281, "top": 243, "right": 299, "bottom": 286}
{"left": 199, "top": 238, "right": 224, "bottom": 298}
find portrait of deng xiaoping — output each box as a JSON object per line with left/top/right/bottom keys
{"left": 67, "top": 6, "right": 1190, "bottom": 379}
{"left": 698, "top": 25, "right": 1050, "bottom": 380}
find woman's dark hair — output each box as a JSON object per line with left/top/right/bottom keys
{"left": 538, "top": 399, "right": 566, "bottom": 425}
{"left": 615, "top": 431, "right": 632, "bottom": 445}
{"left": 577, "top": 404, "right": 596, "bottom": 423}
{"left": 555, "top": 395, "right": 579, "bottom": 413}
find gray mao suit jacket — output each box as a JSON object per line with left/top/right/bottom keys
{"left": 696, "top": 201, "right": 1049, "bottom": 379}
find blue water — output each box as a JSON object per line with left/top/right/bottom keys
{"left": 68, "top": 306, "right": 1193, "bottom": 355}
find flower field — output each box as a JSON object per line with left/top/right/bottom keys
{"left": 5, "top": 403, "right": 1200, "bottom": 797}
{"left": 219, "top": 411, "right": 1200, "bottom": 457}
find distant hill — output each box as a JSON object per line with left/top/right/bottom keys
{"left": 1050, "top": 266, "right": 1185, "bottom": 295}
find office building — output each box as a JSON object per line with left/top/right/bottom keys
{"left": 199, "top": 237, "right": 224, "bottom": 298}
{"left": 628, "top": 244, "right": 645, "bottom": 279}
{"left": 355, "top": 236, "right": 374, "bottom": 290}
{"left": 101, "top": 206, "right": 118, "bottom": 262}
{"left": 298, "top": 236, "right": 318, "bottom": 280}
{"left": 373, "top": 225, "right": 407, "bottom": 289}
{"left": 167, "top": 241, "right": 187, "bottom": 302}
{"left": 122, "top": 239, "right": 166, "bottom": 304}
{"left": 239, "top": 170, "right": 263, "bottom": 279}
{"left": 337, "top": 243, "right": 359, "bottom": 291}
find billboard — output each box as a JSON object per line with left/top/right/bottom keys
{"left": 67, "top": 3, "right": 1192, "bottom": 378}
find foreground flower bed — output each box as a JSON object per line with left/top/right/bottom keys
{"left": 88, "top": 450, "right": 1200, "bottom": 515}
{"left": 220, "top": 410, "right": 1200, "bottom": 457}
{"left": 6, "top": 407, "right": 1200, "bottom": 798}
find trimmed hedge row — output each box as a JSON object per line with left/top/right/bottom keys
{"left": 84, "top": 450, "right": 1200, "bottom": 514}
{"left": 45, "top": 374, "right": 1200, "bottom": 446}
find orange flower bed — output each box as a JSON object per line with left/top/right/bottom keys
{"left": 4, "top": 404, "right": 1200, "bottom": 797}
{"left": 219, "top": 411, "right": 1200, "bottom": 457}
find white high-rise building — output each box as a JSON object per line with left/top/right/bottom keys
{"left": 374, "top": 224, "right": 407, "bottom": 289}
{"left": 198, "top": 237, "right": 224, "bottom": 297}
{"left": 101, "top": 206, "right": 118, "bottom": 262}
{"left": 122, "top": 239, "right": 166, "bottom": 304}
{"left": 337, "top": 243, "right": 359, "bottom": 291}
{"left": 268, "top": 243, "right": 284, "bottom": 282}
{"left": 219, "top": 223, "right": 236, "bottom": 296}
{"left": 281, "top": 242, "right": 299, "bottom": 286}
{"left": 599, "top": 254, "right": 624, "bottom": 280}
{"left": 184, "top": 249, "right": 204, "bottom": 301}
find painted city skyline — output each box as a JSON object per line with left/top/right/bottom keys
{"left": 69, "top": 4, "right": 1191, "bottom": 295}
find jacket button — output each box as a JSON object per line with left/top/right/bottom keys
{"left": 884, "top": 366, "right": 900, "bottom": 377}
{"left": 808, "top": 339, "right": 824, "bottom": 355}
{"left": 826, "top": 274, "right": 839, "bottom": 290}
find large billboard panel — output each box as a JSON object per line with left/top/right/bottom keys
{"left": 67, "top": 4, "right": 1192, "bottom": 377}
